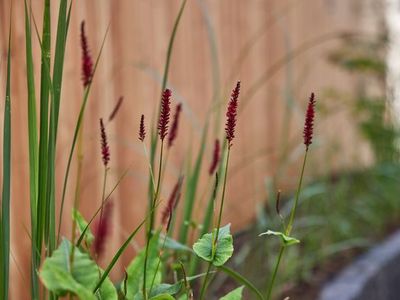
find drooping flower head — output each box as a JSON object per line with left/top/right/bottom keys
{"left": 108, "top": 96, "right": 124, "bottom": 122}
{"left": 225, "top": 81, "right": 241, "bottom": 148}
{"left": 168, "top": 103, "right": 182, "bottom": 147}
{"left": 93, "top": 200, "right": 113, "bottom": 258}
{"left": 303, "top": 92, "right": 316, "bottom": 150}
{"left": 158, "top": 89, "right": 172, "bottom": 141}
{"left": 99, "top": 118, "right": 110, "bottom": 167}
{"left": 161, "top": 176, "right": 184, "bottom": 231}
{"left": 80, "top": 21, "right": 93, "bottom": 87}
{"left": 209, "top": 139, "right": 220, "bottom": 175}
{"left": 139, "top": 114, "right": 146, "bottom": 142}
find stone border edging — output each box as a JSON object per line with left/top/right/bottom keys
{"left": 319, "top": 229, "right": 400, "bottom": 300}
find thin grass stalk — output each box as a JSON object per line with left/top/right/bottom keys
{"left": 240, "top": 32, "right": 354, "bottom": 114}
{"left": 92, "top": 199, "right": 162, "bottom": 294}
{"left": 57, "top": 25, "right": 110, "bottom": 243}
{"left": 143, "top": 141, "right": 165, "bottom": 300}
{"left": 148, "top": 0, "right": 187, "bottom": 234}
{"left": 199, "top": 147, "right": 231, "bottom": 300}
{"left": 218, "top": 266, "right": 265, "bottom": 300}
{"left": 76, "top": 166, "right": 131, "bottom": 247}
{"left": 149, "top": 230, "right": 168, "bottom": 294}
{"left": 178, "top": 122, "right": 209, "bottom": 244}
{"left": 266, "top": 150, "right": 308, "bottom": 300}
{"left": 69, "top": 127, "right": 85, "bottom": 267}
{"left": 188, "top": 170, "right": 220, "bottom": 275}
{"left": 1, "top": 9, "right": 12, "bottom": 299}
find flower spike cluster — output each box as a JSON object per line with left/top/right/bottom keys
{"left": 80, "top": 21, "right": 93, "bottom": 87}
{"left": 161, "top": 177, "right": 184, "bottom": 231}
{"left": 303, "top": 92, "right": 316, "bottom": 150}
{"left": 139, "top": 114, "right": 146, "bottom": 142}
{"left": 99, "top": 118, "right": 110, "bottom": 167}
{"left": 158, "top": 89, "right": 172, "bottom": 141}
{"left": 225, "top": 81, "right": 241, "bottom": 148}
{"left": 168, "top": 103, "right": 182, "bottom": 147}
{"left": 209, "top": 139, "right": 220, "bottom": 175}
{"left": 93, "top": 201, "right": 113, "bottom": 258}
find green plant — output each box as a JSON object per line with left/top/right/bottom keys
{"left": 1, "top": 1, "right": 324, "bottom": 299}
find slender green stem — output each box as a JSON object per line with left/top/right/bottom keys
{"left": 142, "top": 143, "right": 156, "bottom": 194}
{"left": 266, "top": 150, "right": 309, "bottom": 299}
{"left": 286, "top": 150, "right": 308, "bottom": 236}
{"left": 199, "top": 261, "right": 213, "bottom": 300}
{"left": 149, "top": 230, "right": 168, "bottom": 294}
{"left": 199, "top": 147, "right": 231, "bottom": 300}
{"left": 69, "top": 126, "right": 84, "bottom": 267}
{"left": 266, "top": 246, "right": 285, "bottom": 300}
{"left": 143, "top": 141, "right": 164, "bottom": 300}
{"left": 215, "top": 148, "right": 230, "bottom": 237}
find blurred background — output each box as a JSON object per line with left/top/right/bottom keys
{"left": 1, "top": 0, "right": 400, "bottom": 299}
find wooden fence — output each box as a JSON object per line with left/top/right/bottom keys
{"left": 0, "top": 0, "right": 379, "bottom": 298}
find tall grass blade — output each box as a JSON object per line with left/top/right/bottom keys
{"left": 1, "top": 8, "right": 12, "bottom": 299}
{"left": 49, "top": 0, "right": 70, "bottom": 253}
{"left": 24, "top": 1, "right": 40, "bottom": 298}
{"left": 37, "top": 0, "right": 52, "bottom": 254}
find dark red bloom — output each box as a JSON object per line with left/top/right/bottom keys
{"left": 209, "top": 139, "right": 220, "bottom": 175}
{"left": 158, "top": 89, "right": 172, "bottom": 141}
{"left": 139, "top": 114, "right": 146, "bottom": 142}
{"left": 161, "top": 177, "right": 184, "bottom": 231}
{"left": 303, "top": 92, "right": 316, "bottom": 150}
{"left": 168, "top": 103, "right": 182, "bottom": 147}
{"left": 108, "top": 96, "right": 124, "bottom": 122}
{"left": 93, "top": 201, "right": 113, "bottom": 258}
{"left": 225, "top": 81, "right": 241, "bottom": 148}
{"left": 80, "top": 21, "right": 93, "bottom": 87}
{"left": 99, "top": 118, "right": 110, "bottom": 167}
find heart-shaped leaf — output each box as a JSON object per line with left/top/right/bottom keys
{"left": 219, "top": 286, "right": 244, "bottom": 300}
{"left": 193, "top": 224, "right": 234, "bottom": 267}
{"left": 259, "top": 230, "right": 300, "bottom": 246}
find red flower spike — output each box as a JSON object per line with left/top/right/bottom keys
{"left": 225, "top": 81, "right": 241, "bottom": 148}
{"left": 161, "top": 177, "right": 184, "bottom": 230}
{"left": 108, "top": 96, "right": 124, "bottom": 122}
{"left": 168, "top": 103, "right": 182, "bottom": 147}
{"left": 209, "top": 139, "right": 220, "bottom": 175}
{"left": 93, "top": 201, "right": 113, "bottom": 258}
{"left": 139, "top": 114, "right": 146, "bottom": 142}
{"left": 80, "top": 21, "right": 93, "bottom": 87}
{"left": 303, "top": 92, "right": 316, "bottom": 150}
{"left": 99, "top": 118, "right": 110, "bottom": 167}
{"left": 158, "top": 89, "right": 172, "bottom": 141}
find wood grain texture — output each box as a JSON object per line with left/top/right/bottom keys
{"left": 0, "top": 0, "right": 378, "bottom": 298}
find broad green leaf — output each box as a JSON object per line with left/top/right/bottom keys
{"left": 149, "top": 283, "right": 182, "bottom": 297}
{"left": 259, "top": 230, "right": 300, "bottom": 246}
{"left": 219, "top": 286, "right": 244, "bottom": 300}
{"left": 193, "top": 224, "right": 233, "bottom": 266}
{"left": 123, "top": 233, "right": 161, "bottom": 300}
{"left": 73, "top": 209, "right": 94, "bottom": 247}
{"left": 160, "top": 234, "right": 193, "bottom": 252}
{"left": 150, "top": 294, "right": 175, "bottom": 300}
{"left": 39, "top": 239, "right": 117, "bottom": 299}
